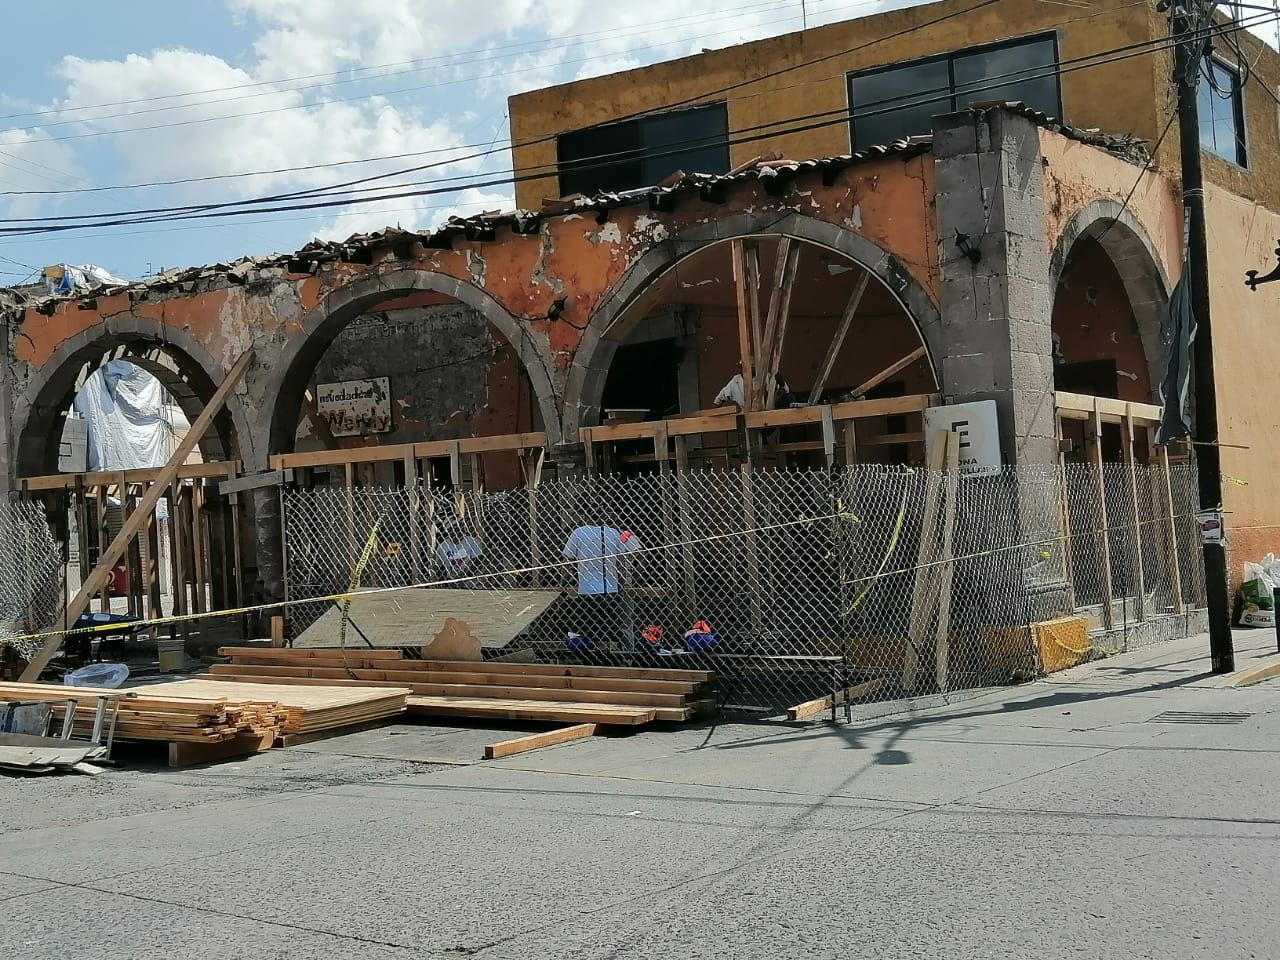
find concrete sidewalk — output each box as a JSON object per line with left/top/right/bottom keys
{"left": 4, "top": 632, "right": 1280, "bottom": 960}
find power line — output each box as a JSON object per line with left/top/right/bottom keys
{"left": 5, "top": 9, "right": 1274, "bottom": 237}
{"left": 0, "top": 0, "right": 811, "bottom": 125}
{"left": 0, "top": 0, "right": 1144, "bottom": 201}
{"left": 0, "top": 0, "right": 874, "bottom": 146}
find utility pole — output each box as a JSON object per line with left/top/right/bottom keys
{"left": 1171, "top": 0, "right": 1235, "bottom": 672}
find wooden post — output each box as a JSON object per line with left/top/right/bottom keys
{"left": 903, "top": 430, "right": 949, "bottom": 691}
{"left": 405, "top": 453, "right": 422, "bottom": 584}
{"left": 1122, "top": 411, "right": 1146, "bottom": 621}
{"left": 95, "top": 485, "right": 110, "bottom": 613}
{"left": 19, "top": 349, "right": 254, "bottom": 680}
{"left": 168, "top": 481, "right": 189, "bottom": 641}
{"left": 73, "top": 479, "right": 90, "bottom": 599}
{"left": 190, "top": 480, "right": 209, "bottom": 617}
{"left": 1055, "top": 414, "right": 1076, "bottom": 610}
{"left": 843, "top": 420, "right": 858, "bottom": 466}
{"left": 145, "top": 487, "right": 163, "bottom": 623}
{"left": 808, "top": 272, "right": 871, "bottom": 404}
{"left": 757, "top": 237, "right": 800, "bottom": 410}
{"left": 526, "top": 449, "right": 545, "bottom": 588}
{"left": 934, "top": 433, "right": 960, "bottom": 693}
{"left": 820, "top": 406, "right": 837, "bottom": 469}
{"left": 730, "top": 239, "right": 758, "bottom": 411}
{"left": 1159, "top": 445, "right": 1186, "bottom": 613}
{"left": 1087, "top": 405, "right": 1115, "bottom": 630}
{"left": 269, "top": 615, "right": 286, "bottom": 647}
{"left": 740, "top": 462, "right": 765, "bottom": 640}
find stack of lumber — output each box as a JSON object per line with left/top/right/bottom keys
{"left": 205, "top": 647, "right": 717, "bottom": 726}
{"left": 0, "top": 681, "right": 285, "bottom": 744}
{"left": 138, "top": 679, "right": 410, "bottom": 738}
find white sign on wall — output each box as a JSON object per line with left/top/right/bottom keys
{"left": 924, "top": 400, "right": 1002, "bottom": 476}
{"left": 315, "top": 377, "right": 393, "bottom": 437}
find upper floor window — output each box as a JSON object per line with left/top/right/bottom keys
{"left": 556, "top": 103, "right": 730, "bottom": 197}
{"left": 848, "top": 34, "right": 1061, "bottom": 150}
{"left": 1198, "top": 57, "right": 1246, "bottom": 167}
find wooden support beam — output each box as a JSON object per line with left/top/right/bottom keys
{"left": 730, "top": 239, "right": 758, "bottom": 411}
{"left": 849, "top": 344, "right": 928, "bottom": 400}
{"left": 483, "top": 723, "right": 596, "bottom": 760}
{"left": 934, "top": 433, "right": 960, "bottom": 694}
{"left": 757, "top": 237, "right": 800, "bottom": 410}
{"left": 1088, "top": 405, "right": 1115, "bottom": 630}
{"left": 19, "top": 350, "right": 254, "bottom": 681}
{"left": 903, "top": 430, "right": 949, "bottom": 691}
{"left": 1122, "top": 412, "right": 1146, "bottom": 622}
{"left": 787, "top": 677, "right": 888, "bottom": 721}
{"left": 808, "top": 271, "right": 871, "bottom": 404}
{"left": 95, "top": 485, "right": 110, "bottom": 613}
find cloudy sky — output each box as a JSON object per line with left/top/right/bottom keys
{"left": 0, "top": 0, "right": 891, "bottom": 283}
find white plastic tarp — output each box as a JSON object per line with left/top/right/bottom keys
{"left": 73, "top": 360, "right": 172, "bottom": 472}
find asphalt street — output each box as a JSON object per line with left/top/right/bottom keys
{"left": 4, "top": 632, "right": 1280, "bottom": 960}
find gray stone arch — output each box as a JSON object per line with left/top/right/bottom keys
{"left": 11, "top": 318, "right": 253, "bottom": 480}
{"left": 265, "top": 267, "right": 562, "bottom": 457}
{"left": 1049, "top": 198, "right": 1171, "bottom": 398}
{"left": 564, "top": 210, "right": 943, "bottom": 437}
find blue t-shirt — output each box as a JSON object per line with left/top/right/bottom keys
{"left": 562, "top": 525, "right": 642, "bottom": 595}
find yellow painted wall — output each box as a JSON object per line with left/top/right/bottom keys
{"left": 1204, "top": 183, "right": 1280, "bottom": 577}
{"left": 509, "top": 0, "right": 1280, "bottom": 214}
{"left": 510, "top": 0, "right": 1165, "bottom": 208}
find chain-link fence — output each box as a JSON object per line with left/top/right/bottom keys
{"left": 0, "top": 501, "right": 67, "bottom": 662}
{"left": 281, "top": 461, "right": 1206, "bottom": 716}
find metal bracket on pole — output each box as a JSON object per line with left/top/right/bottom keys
{"left": 1245, "top": 241, "right": 1280, "bottom": 290}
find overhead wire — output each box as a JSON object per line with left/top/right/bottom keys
{"left": 0, "top": 0, "right": 885, "bottom": 145}
{"left": 5, "top": 9, "right": 1278, "bottom": 239}
{"left": 0, "top": 0, "right": 816, "bottom": 125}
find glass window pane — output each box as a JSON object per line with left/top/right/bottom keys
{"left": 558, "top": 120, "right": 643, "bottom": 195}
{"left": 640, "top": 104, "right": 730, "bottom": 184}
{"left": 953, "top": 37, "right": 1060, "bottom": 115}
{"left": 850, "top": 59, "right": 952, "bottom": 149}
{"left": 1198, "top": 59, "right": 1245, "bottom": 166}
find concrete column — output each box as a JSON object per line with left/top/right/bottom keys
{"left": 933, "top": 107, "right": 1069, "bottom": 629}
{"left": 933, "top": 107, "right": 1057, "bottom": 467}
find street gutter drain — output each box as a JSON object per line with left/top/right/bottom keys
{"left": 1148, "top": 711, "right": 1252, "bottom": 724}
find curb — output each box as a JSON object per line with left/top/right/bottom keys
{"left": 1224, "top": 655, "right": 1280, "bottom": 688}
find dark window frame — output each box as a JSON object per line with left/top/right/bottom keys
{"left": 1198, "top": 55, "right": 1247, "bottom": 168}
{"left": 555, "top": 101, "right": 730, "bottom": 197}
{"left": 846, "top": 32, "right": 1062, "bottom": 150}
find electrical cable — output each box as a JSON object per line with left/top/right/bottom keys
{"left": 0, "top": 0, "right": 1146, "bottom": 200}
{"left": 6, "top": 12, "right": 1276, "bottom": 239}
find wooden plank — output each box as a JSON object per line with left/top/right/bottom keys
{"left": 850, "top": 344, "right": 928, "bottom": 400}
{"left": 808, "top": 271, "right": 871, "bottom": 404}
{"left": 484, "top": 723, "right": 597, "bottom": 760}
{"left": 406, "top": 695, "right": 656, "bottom": 726}
{"left": 275, "top": 716, "right": 397, "bottom": 747}
{"left": 934, "top": 432, "right": 960, "bottom": 694}
{"left": 19, "top": 460, "right": 237, "bottom": 492}
{"left": 1055, "top": 390, "right": 1162, "bottom": 424}
{"left": 95, "top": 484, "right": 110, "bottom": 613}
{"left": 756, "top": 237, "right": 800, "bottom": 409}
{"left": 1088, "top": 404, "right": 1115, "bottom": 630}
{"left": 205, "top": 664, "right": 692, "bottom": 707}
{"left": 903, "top": 430, "right": 949, "bottom": 691}
{"left": 214, "top": 658, "right": 708, "bottom": 694}
{"left": 1122, "top": 412, "right": 1146, "bottom": 621}
{"left": 730, "top": 238, "right": 757, "bottom": 411}
{"left": 168, "top": 730, "right": 275, "bottom": 768}
{"left": 218, "top": 647, "right": 715, "bottom": 682}
{"left": 267, "top": 433, "right": 547, "bottom": 471}
{"left": 220, "top": 645, "right": 403, "bottom": 660}
{"left": 19, "top": 350, "right": 254, "bottom": 681}
{"left": 786, "top": 677, "right": 888, "bottom": 721}
{"left": 1159, "top": 445, "right": 1185, "bottom": 612}
{"left": 216, "top": 470, "right": 289, "bottom": 495}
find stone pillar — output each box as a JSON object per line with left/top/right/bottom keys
{"left": 933, "top": 107, "right": 1057, "bottom": 467}
{"left": 933, "top": 107, "right": 1069, "bottom": 629}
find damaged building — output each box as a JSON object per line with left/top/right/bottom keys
{"left": 4, "top": 0, "right": 1280, "bottom": 708}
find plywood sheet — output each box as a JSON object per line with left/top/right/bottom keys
{"left": 292, "top": 588, "right": 560, "bottom": 650}
{"left": 139, "top": 679, "right": 409, "bottom": 711}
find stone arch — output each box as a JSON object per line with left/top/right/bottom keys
{"left": 1049, "top": 198, "right": 1171, "bottom": 398}
{"left": 564, "top": 211, "right": 943, "bottom": 437}
{"left": 265, "top": 267, "right": 562, "bottom": 457}
{"left": 11, "top": 318, "right": 253, "bottom": 480}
